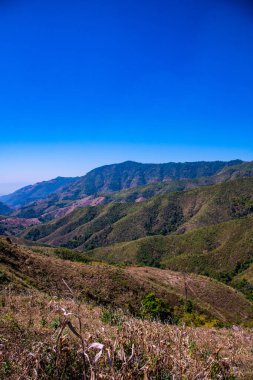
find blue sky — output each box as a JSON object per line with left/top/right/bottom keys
{"left": 0, "top": 0, "right": 253, "bottom": 194}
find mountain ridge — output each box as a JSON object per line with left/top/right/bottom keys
{"left": 58, "top": 159, "right": 243, "bottom": 198}
{"left": 0, "top": 176, "right": 78, "bottom": 208}
{"left": 4, "top": 159, "right": 249, "bottom": 223}
{"left": 1, "top": 159, "right": 242, "bottom": 209}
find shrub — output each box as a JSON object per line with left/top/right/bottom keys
{"left": 184, "top": 299, "right": 193, "bottom": 313}
{"left": 54, "top": 248, "right": 90, "bottom": 263}
{"left": 141, "top": 293, "right": 172, "bottom": 322}
{"left": 230, "top": 195, "right": 253, "bottom": 218}
{"left": 101, "top": 308, "right": 124, "bottom": 326}
{"left": 233, "top": 278, "right": 253, "bottom": 302}
{"left": 0, "top": 271, "right": 10, "bottom": 284}
{"left": 50, "top": 317, "right": 61, "bottom": 330}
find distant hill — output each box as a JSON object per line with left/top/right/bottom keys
{"left": 0, "top": 176, "right": 78, "bottom": 208}
{"left": 51, "top": 159, "right": 245, "bottom": 202}
{"left": 0, "top": 201, "right": 12, "bottom": 215}
{"left": 62, "top": 160, "right": 243, "bottom": 197}
{"left": 22, "top": 177, "right": 253, "bottom": 250}
{"left": 108, "top": 160, "right": 253, "bottom": 203}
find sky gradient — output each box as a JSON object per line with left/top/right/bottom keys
{"left": 0, "top": 0, "right": 253, "bottom": 194}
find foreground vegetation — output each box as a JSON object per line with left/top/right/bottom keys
{"left": 0, "top": 237, "right": 253, "bottom": 378}
{"left": 1, "top": 291, "right": 253, "bottom": 379}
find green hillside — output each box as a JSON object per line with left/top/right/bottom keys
{"left": 22, "top": 177, "right": 253, "bottom": 250}
{"left": 88, "top": 214, "right": 253, "bottom": 275}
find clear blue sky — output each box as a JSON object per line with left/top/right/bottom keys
{"left": 0, "top": 0, "right": 253, "bottom": 194}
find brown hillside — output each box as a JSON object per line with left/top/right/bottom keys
{"left": 0, "top": 238, "right": 252, "bottom": 324}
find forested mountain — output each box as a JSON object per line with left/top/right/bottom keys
{"left": 60, "top": 160, "right": 242, "bottom": 197}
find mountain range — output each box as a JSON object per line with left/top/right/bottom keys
{"left": 0, "top": 159, "right": 242, "bottom": 209}
{"left": 2, "top": 159, "right": 252, "bottom": 223}
{"left": 1, "top": 158, "right": 253, "bottom": 330}
{"left": 21, "top": 177, "right": 253, "bottom": 271}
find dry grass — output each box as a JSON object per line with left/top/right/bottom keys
{"left": 1, "top": 290, "right": 253, "bottom": 380}
{"left": 127, "top": 267, "right": 253, "bottom": 324}
{"left": 1, "top": 239, "right": 253, "bottom": 378}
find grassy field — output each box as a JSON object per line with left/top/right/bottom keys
{"left": 1, "top": 234, "right": 253, "bottom": 378}
{"left": 1, "top": 292, "right": 253, "bottom": 379}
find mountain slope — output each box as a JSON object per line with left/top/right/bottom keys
{"left": 0, "top": 237, "right": 252, "bottom": 324}
{"left": 0, "top": 201, "right": 12, "bottom": 215}
{"left": 0, "top": 176, "right": 77, "bottom": 208}
{"left": 22, "top": 177, "right": 253, "bottom": 250}
{"left": 88, "top": 214, "right": 253, "bottom": 275}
